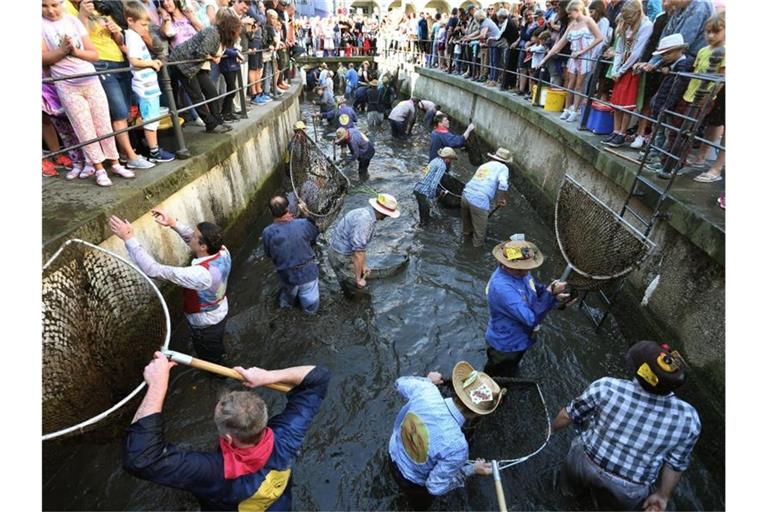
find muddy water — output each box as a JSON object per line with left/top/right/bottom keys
{"left": 42, "top": 103, "right": 724, "bottom": 511}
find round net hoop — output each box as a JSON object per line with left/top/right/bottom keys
{"left": 42, "top": 239, "right": 170, "bottom": 441}
{"left": 554, "top": 175, "right": 655, "bottom": 291}
{"left": 289, "top": 131, "right": 351, "bottom": 231}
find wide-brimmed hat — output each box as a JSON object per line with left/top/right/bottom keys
{"left": 334, "top": 127, "right": 349, "bottom": 144}
{"left": 368, "top": 193, "right": 401, "bottom": 218}
{"left": 437, "top": 147, "right": 458, "bottom": 159}
{"left": 487, "top": 147, "right": 513, "bottom": 164}
{"left": 492, "top": 239, "right": 545, "bottom": 270}
{"left": 626, "top": 341, "right": 687, "bottom": 395}
{"left": 294, "top": 120, "right": 306, "bottom": 131}
{"left": 452, "top": 361, "right": 505, "bottom": 416}
{"left": 652, "top": 33, "right": 688, "bottom": 56}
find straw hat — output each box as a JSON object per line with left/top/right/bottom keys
{"left": 492, "top": 239, "right": 545, "bottom": 270}
{"left": 626, "top": 341, "right": 687, "bottom": 395}
{"left": 452, "top": 361, "right": 505, "bottom": 416}
{"left": 368, "top": 193, "right": 401, "bottom": 218}
{"left": 334, "top": 127, "right": 349, "bottom": 144}
{"left": 294, "top": 120, "right": 306, "bottom": 131}
{"left": 652, "top": 33, "right": 688, "bottom": 56}
{"left": 335, "top": 95, "right": 347, "bottom": 105}
{"left": 487, "top": 147, "right": 513, "bottom": 164}
{"left": 437, "top": 147, "right": 458, "bottom": 159}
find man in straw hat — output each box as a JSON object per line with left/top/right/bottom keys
{"left": 551, "top": 341, "right": 700, "bottom": 511}
{"left": 429, "top": 113, "right": 475, "bottom": 161}
{"left": 333, "top": 126, "right": 375, "bottom": 180}
{"left": 460, "top": 148, "right": 512, "bottom": 247}
{"left": 388, "top": 361, "right": 499, "bottom": 510}
{"left": 413, "top": 146, "right": 459, "bottom": 226}
{"left": 124, "top": 352, "right": 330, "bottom": 510}
{"left": 333, "top": 95, "right": 358, "bottom": 129}
{"left": 329, "top": 193, "right": 400, "bottom": 291}
{"left": 485, "top": 236, "right": 569, "bottom": 376}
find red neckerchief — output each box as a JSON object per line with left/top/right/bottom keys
{"left": 219, "top": 427, "right": 275, "bottom": 479}
{"left": 275, "top": 213, "right": 294, "bottom": 223}
{"left": 434, "top": 126, "right": 449, "bottom": 133}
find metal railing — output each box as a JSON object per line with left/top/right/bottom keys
{"left": 377, "top": 38, "right": 725, "bottom": 155}
{"left": 43, "top": 47, "right": 295, "bottom": 162}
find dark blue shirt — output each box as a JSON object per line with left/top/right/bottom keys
{"left": 335, "top": 104, "right": 358, "bottom": 128}
{"left": 262, "top": 219, "right": 320, "bottom": 286}
{"left": 429, "top": 128, "right": 466, "bottom": 161}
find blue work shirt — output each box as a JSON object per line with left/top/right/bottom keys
{"left": 344, "top": 127, "right": 374, "bottom": 161}
{"left": 485, "top": 267, "right": 558, "bottom": 353}
{"left": 335, "top": 104, "right": 358, "bottom": 128}
{"left": 262, "top": 218, "right": 320, "bottom": 286}
{"left": 123, "top": 367, "right": 331, "bottom": 511}
{"left": 345, "top": 68, "right": 359, "bottom": 89}
{"left": 413, "top": 157, "right": 449, "bottom": 200}
{"left": 429, "top": 128, "right": 466, "bottom": 161}
{"left": 330, "top": 206, "right": 376, "bottom": 256}
{"left": 388, "top": 376, "right": 474, "bottom": 496}
{"left": 462, "top": 161, "right": 509, "bottom": 211}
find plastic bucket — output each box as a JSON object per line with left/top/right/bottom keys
{"left": 157, "top": 107, "right": 182, "bottom": 131}
{"left": 544, "top": 90, "right": 566, "bottom": 112}
{"left": 531, "top": 85, "right": 549, "bottom": 107}
{"left": 586, "top": 101, "right": 614, "bottom": 135}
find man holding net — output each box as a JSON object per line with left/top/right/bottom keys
{"left": 123, "top": 351, "right": 330, "bottom": 510}
{"left": 333, "top": 126, "right": 375, "bottom": 180}
{"left": 551, "top": 341, "right": 701, "bottom": 511}
{"left": 108, "top": 211, "right": 231, "bottom": 365}
{"left": 484, "top": 237, "right": 569, "bottom": 377}
{"left": 388, "top": 361, "right": 500, "bottom": 510}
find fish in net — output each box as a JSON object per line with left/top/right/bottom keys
{"left": 289, "top": 130, "right": 350, "bottom": 231}
{"left": 440, "top": 378, "right": 551, "bottom": 468}
{"left": 555, "top": 175, "right": 655, "bottom": 291}
{"left": 42, "top": 240, "right": 170, "bottom": 441}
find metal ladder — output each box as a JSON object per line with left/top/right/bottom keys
{"left": 578, "top": 48, "right": 725, "bottom": 330}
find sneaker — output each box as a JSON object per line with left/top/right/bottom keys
{"left": 560, "top": 108, "right": 572, "bottom": 120}
{"left": 601, "top": 132, "right": 619, "bottom": 144}
{"left": 605, "top": 133, "right": 626, "bottom": 147}
{"left": 65, "top": 164, "right": 83, "bottom": 180}
{"left": 693, "top": 171, "right": 723, "bottom": 183}
{"left": 111, "top": 163, "right": 135, "bottom": 178}
{"left": 43, "top": 159, "right": 58, "bottom": 177}
{"left": 126, "top": 156, "right": 156, "bottom": 170}
{"left": 254, "top": 95, "right": 269, "bottom": 105}
{"left": 250, "top": 95, "right": 262, "bottom": 105}
{"left": 629, "top": 135, "right": 646, "bottom": 149}
{"left": 148, "top": 147, "right": 176, "bottom": 163}
{"left": 260, "top": 94, "right": 273, "bottom": 103}
{"left": 566, "top": 109, "right": 580, "bottom": 122}
{"left": 79, "top": 164, "right": 96, "bottom": 179}
{"left": 191, "top": 117, "right": 206, "bottom": 128}
{"left": 53, "top": 154, "right": 73, "bottom": 168}
{"left": 646, "top": 161, "right": 664, "bottom": 172}
{"left": 206, "top": 124, "right": 233, "bottom": 134}
{"left": 222, "top": 113, "right": 239, "bottom": 122}
{"left": 95, "top": 170, "right": 113, "bottom": 187}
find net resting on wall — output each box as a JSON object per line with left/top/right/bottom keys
{"left": 42, "top": 240, "right": 170, "bottom": 441}
{"left": 555, "top": 175, "right": 655, "bottom": 291}
{"left": 289, "top": 131, "right": 351, "bottom": 231}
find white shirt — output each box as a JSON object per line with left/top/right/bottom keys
{"left": 125, "top": 29, "right": 161, "bottom": 99}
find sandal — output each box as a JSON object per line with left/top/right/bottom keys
{"left": 693, "top": 172, "right": 722, "bottom": 183}
{"left": 95, "top": 170, "right": 113, "bottom": 187}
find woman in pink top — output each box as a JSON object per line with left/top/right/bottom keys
{"left": 42, "top": 0, "right": 131, "bottom": 187}
{"left": 159, "top": 0, "right": 203, "bottom": 50}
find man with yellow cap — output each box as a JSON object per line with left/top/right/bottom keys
{"left": 551, "top": 341, "right": 700, "bottom": 511}
{"left": 333, "top": 126, "right": 375, "bottom": 180}
{"left": 484, "top": 236, "right": 569, "bottom": 376}
{"left": 388, "top": 361, "right": 500, "bottom": 510}
{"left": 328, "top": 193, "right": 400, "bottom": 291}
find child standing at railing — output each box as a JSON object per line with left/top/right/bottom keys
{"left": 125, "top": 2, "right": 176, "bottom": 163}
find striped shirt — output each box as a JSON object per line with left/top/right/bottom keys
{"left": 414, "top": 157, "right": 448, "bottom": 201}
{"left": 566, "top": 377, "right": 701, "bottom": 485}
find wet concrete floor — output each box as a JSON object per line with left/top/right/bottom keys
{"left": 42, "top": 102, "right": 724, "bottom": 511}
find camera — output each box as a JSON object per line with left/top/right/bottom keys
{"left": 92, "top": 0, "right": 114, "bottom": 17}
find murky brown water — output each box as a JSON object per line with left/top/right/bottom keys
{"left": 43, "top": 102, "right": 724, "bottom": 511}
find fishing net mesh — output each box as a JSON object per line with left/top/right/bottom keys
{"left": 289, "top": 131, "right": 350, "bottom": 230}
{"left": 42, "top": 240, "right": 169, "bottom": 439}
{"left": 555, "top": 176, "right": 653, "bottom": 291}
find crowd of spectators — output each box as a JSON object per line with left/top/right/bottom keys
{"left": 42, "top": 0, "right": 304, "bottom": 186}
{"left": 377, "top": 0, "right": 725, "bottom": 203}
{"left": 296, "top": 14, "right": 379, "bottom": 57}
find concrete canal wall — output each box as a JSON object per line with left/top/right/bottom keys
{"left": 379, "top": 61, "right": 725, "bottom": 424}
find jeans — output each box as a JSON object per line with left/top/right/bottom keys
{"left": 484, "top": 345, "right": 526, "bottom": 377}
{"left": 173, "top": 69, "right": 222, "bottom": 129}
{"left": 279, "top": 278, "right": 320, "bottom": 314}
{"left": 389, "top": 457, "right": 434, "bottom": 511}
{"left": 189, "top": 316, "right": 227, "bottom": 365}
{"left": 94, "top": 60, "right": 132, "bottom": 121}
{"left": 222, "top": 70, "right": 239, "bottom": 115}
{"left": 414, "top": 191, "right": 431, "bottom": 225}
{"left": 489, "top": 46, "right": 499, "bottom": 82}
{"left": 389, "top": 118, "right": 407, "bottom": 138}
{"left": 263, "top": 60, "right": 273, "bottom": 96}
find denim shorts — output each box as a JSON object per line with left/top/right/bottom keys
{"left": 94, "top": 60, "right": 132, "bottom": 121}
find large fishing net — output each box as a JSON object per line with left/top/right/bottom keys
{"left": 42, "top": 240, "right": 170, "bottom": 441}
{"left": 555, "top": 175, "right": 654, "bottom": 291}
{"left": 289, "top": 131, "right": 350, "bottom": 231}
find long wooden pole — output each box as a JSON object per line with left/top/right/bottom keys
{"left": 492, "top": 460, "right": 508, "bottom": 512}
{"left": 163, "top": 350, "right": 293, "bottom": 393}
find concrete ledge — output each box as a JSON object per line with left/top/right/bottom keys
{"left": 42, "top": 84, "right": 301, "bottom": 261}
{"left": 415, "top": 67, "right": 725, "bottom": 266}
